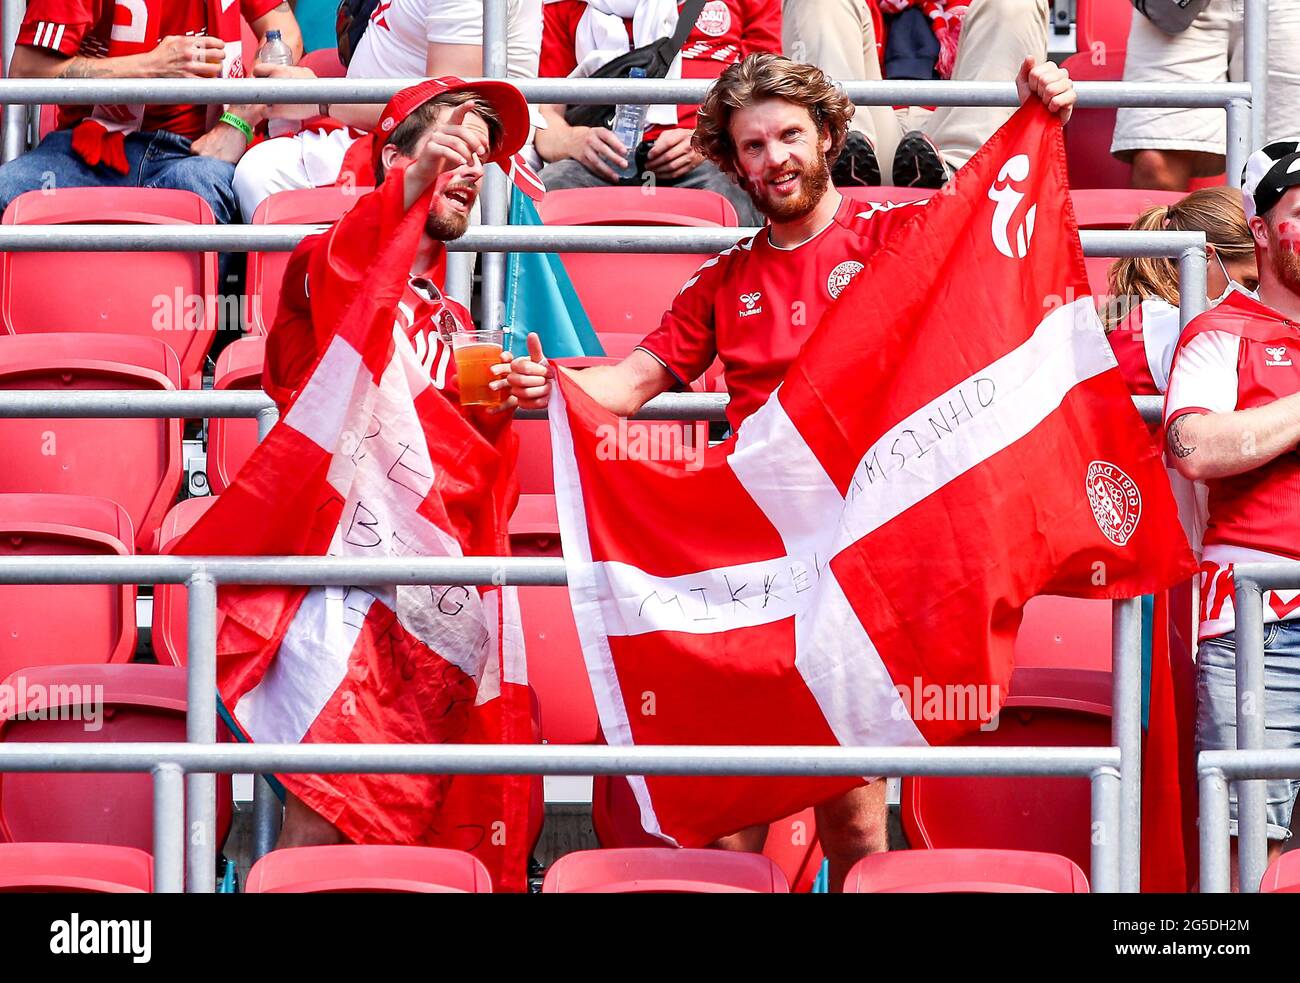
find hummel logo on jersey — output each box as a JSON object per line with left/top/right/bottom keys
{"left": 1266, "top": 346, "right": 1292, "bottom": 366}
{"left": 739, "top": 292, "right": 763, "bottom": 317}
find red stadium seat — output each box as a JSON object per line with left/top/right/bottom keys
{"left": 1260, "top": 851, "right": 1300, "bottom": 893}
{"left": 900, "top": 665, "right": 1112, "bottom": 879}
{"left": 0, "top": 842, "right": 152, "bottom": 893}
{"left": 247, "top": 186, "right": 370, "bottom": 334}
{"left": 845, "top": 848, "right": 1090, "bottom": 893}
{"left": 1072, "top": 188, "right": 1184, "bottom": 294}
{"left": 245, "top": 844, "right": 494, "bottom": 893}
{"left": 0, "top": 664, "right": 234, "bottom": 852}
{"left": 0, "top": 333, "right": 184, "bottom": 553}
{"left": 0, "top": 493, "right": 135, "bottom": 678}
{"left": 542, "top": 847, "right": 789, "bottom": 893}
{"left": 300, "top": 48, "right": 347, "bottom": 78}
{"left": 207, "top": 335, "right": 265, "bottom": 494}
{"left": 1013, "top": 594, "right": 1113, "bottom": 672}
{"left": 591, "top": 776, "right": 826, "bottom": 891}
{"left": 1076, "top": 0, "right": 1133, "bottom": 55}
{"left": 1, "top": 187, "right": 219, "bottom": 388}
{"left": 1061, "top": 53, "right": 1133, "bottom": 193}
{"left": 518, "top": 585, "right": 598, "bottom": 744}
{"left": 151, "top": 496, "right": 219, "bottom": 667}
{"left": 537, "top": 187, "right": 739, "bottom": 336}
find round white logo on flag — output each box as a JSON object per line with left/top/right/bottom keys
{"left": 696, "top": 0, "right": 732, "bottom": 36}
{"left": 1086, "top": 460, "right": 1141, "bottom": 546}
{"left": 827, "top": 260, "right": 864, "bottom": 299}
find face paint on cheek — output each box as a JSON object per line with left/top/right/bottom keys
{"left": 1278, "top": 221, "right": 1300, "bottom": 254}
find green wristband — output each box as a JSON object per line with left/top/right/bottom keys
{"left": 219, "top": 111, "right": 254, "bottom": 142}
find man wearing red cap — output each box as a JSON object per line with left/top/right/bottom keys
{"left": 264, "top": 76, "right": 532, "bottom": 415}
{"left": 262, "top": 77, "right": 533, "bottom": 846}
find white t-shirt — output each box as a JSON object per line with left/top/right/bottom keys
{"left": 348, "top": 0, "right": 544, "bottom": 90}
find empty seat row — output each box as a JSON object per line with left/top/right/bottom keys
{"left": 0, "top": 842, "right": 1096, "bottom": 893}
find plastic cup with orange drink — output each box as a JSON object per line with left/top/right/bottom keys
{"left": 451, "top": 328, "right": 507, "bottom": 407}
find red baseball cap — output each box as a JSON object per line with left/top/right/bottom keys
{"left": 371, "top": 76, "right": 531, "bottom": 173}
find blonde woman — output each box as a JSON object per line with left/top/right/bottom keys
{"left": 1105, "top": 186, "right": 1258, "bottom": 397}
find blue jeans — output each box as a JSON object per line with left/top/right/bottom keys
{"left": 1196, "top": 619, "right": 1300, "bottom": 840}
{"left": 0, "top": 129, "right": 239, "bottom": 224}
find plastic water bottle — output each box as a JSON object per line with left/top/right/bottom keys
{"left": 610, "top": 67, "right": 649, "bottom": 180}
{"left": 256, "top": 29, "right": 293, "bottom": 67}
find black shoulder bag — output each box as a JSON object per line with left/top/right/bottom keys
{"left": 563, "top": 0, "right": 710, "bottom": 130}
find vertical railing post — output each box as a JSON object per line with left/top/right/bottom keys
{"left": 1090, "top": 765, "right": 1122, "bottom": 894}
{"left": 1111, "top": 596, "right": 1142, "bottom": 892}
{"left": 2, "top": 0, "right": 29, "bottom": 162}
{"left": 1225, "top": 97, "right": 1252, "bottom": 188}
{"left": 152, "top": 762, "right": 186, "bottom": 894}
{"left": 1177, "top": 246, "right": 1208, "bottom": 331}
{"left": 185, "top": 571, "right": 218, "bottom": 893}
{"left": 1199, "top": 764, "right": 1232, "bottom": 894}
{"left": 1243, "top": 0, "right": 1268, "bottom": 153}
{"left": 1233, "top": 576, "right": 1268, "bottom": 892}
{"left": 479, "top": 0, "right": 510, "bottom": 335}
{"left": 251, "top": 404, "right": 283, "bottom": 863}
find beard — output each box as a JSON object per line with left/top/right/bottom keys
{"left": 424, "top": 207, "right": 471, "bottom": 242}
{"left": 743, "top": 143, "right": 831, "bottom": 223}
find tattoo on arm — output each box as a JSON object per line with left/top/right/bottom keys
{"left": 1167, "top": 416, "right": 1197, "bottom": 459}
{"left": 57, "top": 59, "right": 111, "bottom": 80}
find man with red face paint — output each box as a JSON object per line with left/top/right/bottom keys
{"left": 501, "top": 51, "right": 1076, "bottom": 891}
{"left": 1164, "top": 141, "right": 1300, "bottom": 890}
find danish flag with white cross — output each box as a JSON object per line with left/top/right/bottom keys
{"left": 549, "top": 103, "right": 1196, "bottom": 847}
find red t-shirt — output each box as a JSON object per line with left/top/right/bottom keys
{"left": 1163, "top": 289, "right": 1300, "bottom": 638}
{"left": 19, "top": 0, "right": 280, "bottom": 140}
{"left": 638, "top": 194, "right": 927, "bottom": 429}
{"left": 539, "top": 0, "right": 781, "bottom": 137}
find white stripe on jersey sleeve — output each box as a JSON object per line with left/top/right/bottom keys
{"left": 675, "top": 236, "right": 754, "bottom": 296}
{"left": 1164, "top": 328, "right": 1241, "bottom": 424}
{"left": 52, "top": 24, "right": 66, "bottom": 51}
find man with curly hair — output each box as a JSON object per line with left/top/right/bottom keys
{"left": 503, "top": 51, "right": 1075, "bottom": 889}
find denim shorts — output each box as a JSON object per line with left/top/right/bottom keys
{"left": 1196, "top": 620, "right": 1300, "bottom": 840}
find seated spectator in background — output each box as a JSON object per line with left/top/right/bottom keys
{"left": 504, "top": 52, "right": 1076, "bottom": 887}
{"left": 233, "top": 0, "right": 543, "bottom": 219}
{"left": 533, "top": 0, "right": 780, "bottom": 226}
{"left": 1105, "top": 186, "right": 1259, "bottom": 396}
{"left": 782, "top": 0, "right": 1048, "bottom": 188}
{"left": 1163, "top": 142, "right": 1300, "bottom": 888}
{"left": 1113, "top": 1, "right": 1300, "bottom": 191}
{"left": 0, "top": 0, "right": 303, "bottom": 224}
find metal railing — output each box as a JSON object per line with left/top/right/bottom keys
{"left": 1195, "top": 562, "right": 1300, "bottom": 893}
{"left": 0, "top": 739, "right": 1121, "bottom": 893}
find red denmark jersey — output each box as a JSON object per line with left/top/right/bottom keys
{"left": 1164, "top": 289, "right": 1300, "bottom": 638}
{"left": 539, "top": 0, "right": 781, "bottom": 136}
{"left": 19, "top": 0, "right": 280, "bottom": 140}
{"left": 638, "top": 194, "right": 926, "bottom": 429}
